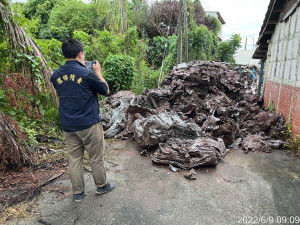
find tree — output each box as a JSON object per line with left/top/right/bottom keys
{"left": 188, "top": 0, "right": 216, "bottom": 31}
{"left": 0, "top": 0, "right": 57, "bottom": 105}
{"left": 23, "top": 0, "right": 63, "bottom": 25}
{"left": 188, "top": 0, "right": 205, "bottom": 27}
{"left": 0, "top": 0, "right": 58, "bottom": 169}
{"left": 145, "top": 0, "right": 179, "bottom": 39}
{"left": 215, "top": 34, "right": 242, "bottom": 63}
{"left": 22, "top": 0, "right": 64, "bottom": 38}
{"left": 127, "top": 0, "right": 149, "bottom": 35}
{"left": 44, "top": 0, "right": 102, "bottom": 40}
{"left": 93, "top": 0, "right": 128, "bottom": 34}
{"left": 188, "top": 25, "right": 215, "bottom": 61}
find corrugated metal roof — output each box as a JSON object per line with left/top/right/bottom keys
{"left": 253, "top": 0, "right": 300, "bottom": 59}
{"left": 252, "top": 0, "right": 280, "bottom": 59}
{"left": 235, "top": 50, "right": 260, "bottom": 65}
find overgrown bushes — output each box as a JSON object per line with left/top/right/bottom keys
{"left": 42, "top": 0, "right": 103, "bottom": 40}
{"left": 103, "top": 54, "right": 136, "bottom": 93}
{"left": 215, "top": 34, "right": 242, "bottom": 63}
{"left": 278, "top": 122, "right": 300, "bottom": 157}
{"left": 188, "top": 25, "right": 215, "bottom": 61}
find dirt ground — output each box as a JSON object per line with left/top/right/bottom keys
{"left": 0, "top": 152, "right": 68, "bottom": 210}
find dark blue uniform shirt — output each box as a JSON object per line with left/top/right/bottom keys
{"left": 51, "top": 60, "right": 108, "bottom": 132}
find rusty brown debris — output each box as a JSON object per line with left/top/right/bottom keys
{"left": 102, "top": 61, "right": 285, "bottom": 170}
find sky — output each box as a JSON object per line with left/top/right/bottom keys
{"left": 200, "top": 0, "right": 270, "bottom": 50}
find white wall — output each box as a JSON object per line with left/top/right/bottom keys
{"left": 265, "top": 6, "right": 300, "bottom": 87}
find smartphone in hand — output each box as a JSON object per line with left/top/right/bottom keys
{"left": 86, "top": 61, "right": 96, "bottom": 68}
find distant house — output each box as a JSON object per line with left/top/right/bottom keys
{"left": 253, "top": 0, "right": 300, "bottom": 135}
{"left": 205, "top": 11, "right": 225, "bottom": 40}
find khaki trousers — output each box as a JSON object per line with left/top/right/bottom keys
{"left": 63, "top": 123, "right": 107, "bottom": 194}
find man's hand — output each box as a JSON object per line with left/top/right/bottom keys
{"left": 93, "top": 60, "right": 101, "bottom": 74}
{"left": 93, "top": 60, "right": 109, "bottom": 94}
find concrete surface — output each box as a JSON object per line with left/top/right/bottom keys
{"left": 8, "top": 140, "right": 300, "bottom": 225}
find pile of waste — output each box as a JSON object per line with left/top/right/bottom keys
{"left": 101, "top": 61, "right": 285, "bottom": 171}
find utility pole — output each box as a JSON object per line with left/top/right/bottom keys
{"left": 257, "top": 59, "right": 265, "bottom": 97}
{"left": 177, "top": 0, "right": 183, "bottom": 64}
{"left": 245, "top": 37, "right": 247, "bottom": 50}
{"left": 184, "top": 0, "right": 188, "bottom": 63}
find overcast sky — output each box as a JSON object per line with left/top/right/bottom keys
{"left": 200, "top": 0, "right": 270, "bottom": 49}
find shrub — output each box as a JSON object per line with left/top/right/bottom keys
{"left": 131, "top": 61, "right": 160, "bottom": 94}
{"left": 39, "top": 26, "right": 70, "bottom": 41}
{"left": 147, "top": 36, "right": 168, "bottom": 67}
{"left": 188, "top": 25, "right": 214, "bottom": 61}
{"left": 103, "top": 54, "right": 136, "bottom": 93}
{"left": 279, "top": 122, "right": 300, "bottom": 156}
{"left": 89, "top": 30, "right": 123, "bottom": 65}
{"left": 215, "top": 34, "right": 242, "bottom": 63}
{"left": 147, "top": 35, "right": 177, "bottom": 69}
{"left": 36, "top": 38, "right": 64, "bottom": 70}
{"left": 73, "top": 30, "right": 93, "bottom": 60}
{"left": 0, "top": 30, "right": 9, "bottom": 73}
{"left": 209, "top": 16, "right": 222, "bottom": 35}
{"left": 163, "top": 52, "right": 177, "bottom": 73}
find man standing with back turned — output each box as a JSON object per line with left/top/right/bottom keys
{"left": 51, "top": 38, "right": 115, "bottom": 202}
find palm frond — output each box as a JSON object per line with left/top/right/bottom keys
{"left": 0, "top": 1, "right": 58, "bottom": 105}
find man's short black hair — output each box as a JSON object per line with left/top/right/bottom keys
{"left": 61, "top": 38, "right": 84, "bottom": 59}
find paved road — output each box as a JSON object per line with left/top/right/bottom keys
{"left": 8, "top": 140, "right": 300, "bottom": 225}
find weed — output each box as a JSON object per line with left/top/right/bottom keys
{"left": 34, "top": 146, "right": 67, "bottom": 167}
{"left": 280, "top": 122, "right": 300, "bottom": 157}
{"left": 267, "top": 102, "right": 275, "bottom": 112}
{"left": 284, "top": 135, "right": 300, "bottom": 157}
{"left": 0, "top": 201, "right": 35, "bottom": 224}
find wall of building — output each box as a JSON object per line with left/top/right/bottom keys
{"left": 263, "top": 6, "right": 300, "bottom": 135}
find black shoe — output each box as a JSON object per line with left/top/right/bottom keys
{"left": 96, "top": 182, "right": 115, "bottom": 195}
{"left": 74, "top": 192, "right": 85, "bottom": 202}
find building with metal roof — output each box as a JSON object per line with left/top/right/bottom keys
{"left": 253, "top": 0, "right": 300, "bottom": 135}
